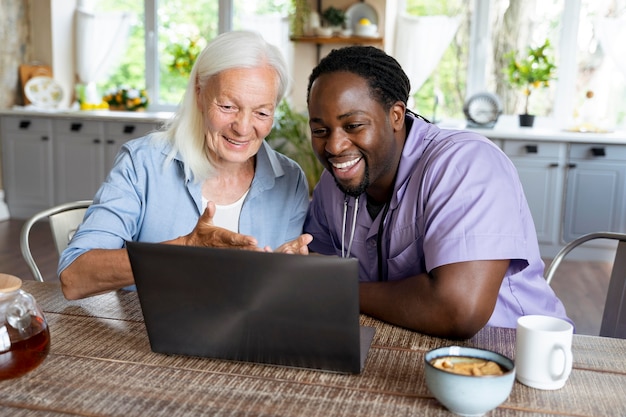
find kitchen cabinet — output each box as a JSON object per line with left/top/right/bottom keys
{"left": 0, "top": 113, "right": 162, "bottom": 218}
{"left": 0, "top": 116, "right": 55, "bottom": 216}
{"left": 502, "top": 140, "right": 567, "bottom": 245}
{"left": 53, "top": 119, "right": 106, "bottom": 203}
{"left": 53, "top": 119, "right": 158, "bottom": 203}
{"left": 493, "top": 134, "right": 626, "bottom": 259}
{"left": 104, "top": 121, "right": 157, "bottom": 172}
{"left": 563, "top": 143, "right": 626, "bottom": 241}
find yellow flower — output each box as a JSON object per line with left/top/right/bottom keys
{"left": 103, "top": 87, "right": 149, "bottom": 111}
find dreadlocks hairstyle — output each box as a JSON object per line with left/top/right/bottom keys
{"left": 307, "top": 46, "right": 411, "bottom": 112}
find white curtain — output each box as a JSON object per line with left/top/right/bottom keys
{"left": 75, "top": 9, "right": 132, "bottom": 102}
{"left": 393, "top": 14, "right": 461, "bottom": 104}
{"left": 595, "top": 17, "right": 626, "bottom": 78}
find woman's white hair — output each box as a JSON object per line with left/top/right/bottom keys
{"left": 156, "top": 30, "right": 290, "bottom": 181}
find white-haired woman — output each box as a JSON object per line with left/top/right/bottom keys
{"left": 60, "top": 31, "right": 312, "bottom": 300}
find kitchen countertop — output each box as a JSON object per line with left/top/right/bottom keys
{"left": 438, "top": 115, "right": 626, "bottom": 144}
{"left": 0, "top": 107, "right": 174, "bottom": 124}
{"left": 2, "top": 108, "right": 626, "bottom": 144}
{"left": 466, "top": 125, "right": 626, "bottom": 144}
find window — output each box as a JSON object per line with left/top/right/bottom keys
{"left": 91, "top": 0, "right": 626, "bottom": 128}
{"left": 404, "top": 0, "right": 626, "bottom": 128}
{"left": 92, "top": 0, "right": 291, "bottom": 111}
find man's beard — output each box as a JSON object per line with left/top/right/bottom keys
{"left": 332, "top": 164, "right": 370, "bottom": 198}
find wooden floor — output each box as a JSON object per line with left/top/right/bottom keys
{"left": 0, "top": 218, "right": 612, "bottom": 336}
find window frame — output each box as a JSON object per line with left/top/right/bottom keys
{"left": 143, "top": 0, "right": 598, "bottom": 124}
{"left": 468, "top": 0, "right": 582, "bottom": 126}
{"left": 143, "top": 0, "right": 234, "bottom": 112}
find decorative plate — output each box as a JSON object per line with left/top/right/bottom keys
{"left": 24, "top": 76, "right": 63, "bottom": 109}
{"left": 345, "top": 2, "right": 379, "bottom": 32}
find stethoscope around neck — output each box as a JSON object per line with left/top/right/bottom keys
{"left": 339, "top": 110, "right": 430, "bottom": 282}
{"left": 341, "top": 195, "right": 390, "bottom": 282}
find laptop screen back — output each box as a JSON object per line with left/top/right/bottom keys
{"left": 127, "top": 241, "right": 370, "bottom": 373}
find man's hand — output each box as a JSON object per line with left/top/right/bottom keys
{"left": 273, "top": 234, "right": 313, "bottom": 254}
{"left": 179, "top": 202, "right": 259, "bottom": 250}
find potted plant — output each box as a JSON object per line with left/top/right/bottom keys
{"left": 322, "top": 6, "right": 346, "bottom": 31}
{"left": 504, "top": 39, "right": 557, "bottom": 127}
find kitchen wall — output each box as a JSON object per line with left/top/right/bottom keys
{"left": 0, "top": 0, "right": 33, "bottom": 190}
{"left": 0, "top": 0, "right": 31, "bottom": 110}
{"left": 290, "top": 0, "right": 391, "bottom": 110}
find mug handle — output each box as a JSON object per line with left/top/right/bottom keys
{"left": 550, "top": 344, "right": 573, "bottom": 381}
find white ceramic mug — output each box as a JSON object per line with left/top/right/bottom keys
{"left": 515, "top": 315, "right": 573, "bottom": 390}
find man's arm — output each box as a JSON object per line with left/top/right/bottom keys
{"left": 359, "top": 259, "right": 509, "bottom": 339}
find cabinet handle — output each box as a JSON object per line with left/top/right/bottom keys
{"left": 93, "top": 138, "right": 101, "bottom": 144}
{"left": 524, "top": 145, "right": 538, "bottom": 154}
{"left": 106, "top": 139, "right": 115, "bottom": 145}
{"left": 123, "top": 125, "right": 136, "bottom": 134}
{"left": 19, "top": 120, "right": 31, "bottom": 129}
{"left": 41, "top": 136, "right": 49, "bottom": 141}
{"left": 548, "top": 163, "right": 559, "bottom": 168}
{"left": 591, "top": 147, "right": 606, "bottom": 157}
{"left": 70, "top": 123, "right": 83, "bottom": 132}
{"left": 567, "top": 163, "right": 577, "bottom": 169}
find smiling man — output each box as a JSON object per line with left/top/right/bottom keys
{"left": 303, "top": 46, "right": 571, "bottom": 339}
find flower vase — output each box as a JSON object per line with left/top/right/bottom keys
{"left": 519, "top": 114, "right": 535, "bottom": 127}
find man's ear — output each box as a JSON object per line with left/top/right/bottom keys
{"left": 390, "top": 101, "right": 406, "bottom": 131}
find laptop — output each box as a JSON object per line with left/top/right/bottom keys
{"left": 126, "top": 241, "right": 375, "bottom": 374}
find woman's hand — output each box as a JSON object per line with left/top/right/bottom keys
{"left": 177, "top": 202, "right": 260, "bottom": 250}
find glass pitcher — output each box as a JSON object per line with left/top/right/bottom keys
{"left": 0, "top": 273, "right": 50, "bottom": 379}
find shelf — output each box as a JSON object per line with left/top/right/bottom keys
{"left": 290, "top": 35, "right": 383, "bottom": 44}
{"left": 290, "top": 35, "right": 384, "bottom": 62}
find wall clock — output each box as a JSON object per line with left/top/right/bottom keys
{"left": 463, "top": 92, "right": 502, "bottom": 128}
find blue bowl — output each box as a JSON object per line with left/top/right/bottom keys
{"left": 424, "top": 346, "right": 515, "bottom": 417}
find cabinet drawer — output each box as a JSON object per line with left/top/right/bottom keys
{"left": 2, "top": 116, "right": 51, "bottom": 133}
{"left": 502, "top": 140, "right": 562, "bottom": 158}
{"left": 104, "top": 121, "right": 157, "bottom": 138}
{"left": 569, "top": 143, "right": 626, "bottom": 160}
{"left": 53, "top": 119, "right": 102, "bottom": 135}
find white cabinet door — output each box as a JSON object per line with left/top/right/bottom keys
{"left": 1, "top": 114, "right": 164, "bottom": 218}
{"left": 563, "top": 144, "right": 626, "bottom": 241}
{"left": 502, "top": 140, "right": 567, "bottom": 245}
{"left": 103, "top": 121, "right": 158, "bottom": 174}
{"left": 53, "top": 119, "right": 105, "bottom": 203}
{"left": 0, "top": 116, "right": 54, "bottom": 218}
{"left": 53, "top": 119, "right": 160, "bottom": 203}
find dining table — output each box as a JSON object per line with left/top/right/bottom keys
{"left": 1, "top": 280, "right": 624, "bottom": 417}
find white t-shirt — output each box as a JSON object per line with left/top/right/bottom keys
{"left": 202, "top": 190, "right": 249, "bottom": 233}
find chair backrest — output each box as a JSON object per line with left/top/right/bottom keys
{"left": 545, "top": 232, "right": 626, "bottom": 339}
{"left": 20, "top": 200, "right": 92, "bottom": 282}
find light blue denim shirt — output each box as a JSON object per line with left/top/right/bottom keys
{"left": 58, "top": 134, "right": 309, "bottom": 279}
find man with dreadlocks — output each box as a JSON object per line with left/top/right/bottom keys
{"left": 303, "top": 46, "right": 571, "bottom": 339}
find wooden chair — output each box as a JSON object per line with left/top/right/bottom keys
{"left": 545, "top": 232, "right": 626, "bottom": 339}
{"left": 20, "top": 200, "right": 92, "bottom": 282}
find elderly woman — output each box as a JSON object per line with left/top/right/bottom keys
{"left": 59, "top": 31, "right": 312, "bottom": 300}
